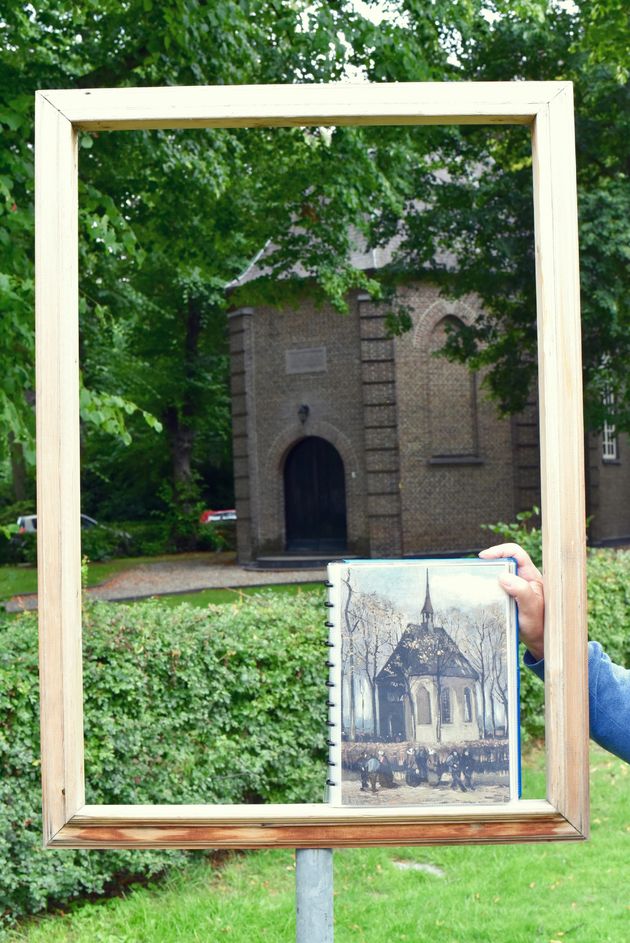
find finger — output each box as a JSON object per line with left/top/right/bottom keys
{"left": 479, "top": 542, "right": 542, "bottom": 581}
{"left": 499, "top": 573, "right": 543, "bottom": 604}
{"left": 499, "top": 573, "right": 544, "bottom": 659}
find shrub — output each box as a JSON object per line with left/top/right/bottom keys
{"left": 0, "top": 591, "right": 327, "bottom": 934}
{"left": 0, "top": 532, "right": 36, "bottom": 565}
{"left": 481, "top": 506, "right": 542, "bottom": 569}
{"left": 587, "top": 549, "right": 630, "bottom": 665}
{"left": 115, "top": 519, "right": 172, "bottom": 556}
{"left": 80, "top": 525, "right": 132, "bottom": 562}
{"left": 483, "top": 507, "right": 630, "bottom": 742}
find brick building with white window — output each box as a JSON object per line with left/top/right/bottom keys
{"left": 228, "top": 271, "right": 630, "bottom": 562}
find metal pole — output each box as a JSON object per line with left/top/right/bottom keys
{"left": 295, "top": 848, "right": 334, "bottom": 943}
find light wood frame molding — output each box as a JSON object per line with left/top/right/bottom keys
{"left": 35, "top": 81, "right": 587, "bottom": 849}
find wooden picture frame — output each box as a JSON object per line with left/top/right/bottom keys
{"left": 35, "top": 81, "right": 588, "bottom": 849}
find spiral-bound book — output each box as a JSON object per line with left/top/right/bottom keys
{"left": 325, "top": 558, "right": 520, "bottom": 807}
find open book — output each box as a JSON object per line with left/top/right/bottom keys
{"left": 326, "top": 559, "right": 520, "bottom": 807}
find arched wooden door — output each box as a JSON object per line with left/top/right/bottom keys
{"left": 284, "top": 436, "right": 347, "bottom": 553}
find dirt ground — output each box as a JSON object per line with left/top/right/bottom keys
{"left": 341, "top": 773, "right": 511, "bottom": 807}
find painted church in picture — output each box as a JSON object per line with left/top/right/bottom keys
{"left": 228, "top": 250, "right": 630, "bottom": 563}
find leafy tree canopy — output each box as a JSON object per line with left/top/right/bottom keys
{"left": 1, "top": 0, "right": 628, "bottom": 514}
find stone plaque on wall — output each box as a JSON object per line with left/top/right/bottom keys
{"left": 285, "top": 346, "right": 327, "bottom": 374}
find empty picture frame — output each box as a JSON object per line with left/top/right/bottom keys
{"left": 35, "top": 81, "right": 588, "bottom": 849}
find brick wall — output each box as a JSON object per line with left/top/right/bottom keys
{"left": 229, "top": 282, "right": 630, "bottom": 560}
{"left": 393, "top": 284, "right": 516, "bottom": 554}
{"left": 587, "top": 431, "right": 630, "bottom": 543}
{"left": 230, "top": 296, "right": 370, "bottom": 559}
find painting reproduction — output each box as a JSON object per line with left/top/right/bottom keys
{"left": 326, "top": 559, "right": 520, "bottom": 807}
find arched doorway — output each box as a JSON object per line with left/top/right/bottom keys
{"left": 284, "top": 436, "right": 347, "bottom": 552}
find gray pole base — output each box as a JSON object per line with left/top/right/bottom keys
{"left": 295, "top": 848, "right": 334, "bottom": 943}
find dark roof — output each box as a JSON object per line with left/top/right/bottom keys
{"left": 376, "top": 622, "right": 478, "bottom": 685}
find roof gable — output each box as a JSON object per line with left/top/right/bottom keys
{"left": 377, "top": 622, "right": 478, "bottom": 684}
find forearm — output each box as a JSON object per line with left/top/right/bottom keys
{"left": 524, "top": 641, "right": 630, "bottom": 764}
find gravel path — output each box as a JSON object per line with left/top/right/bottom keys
{"left": 5, "top": 554, "right": 326, "bottom": 612}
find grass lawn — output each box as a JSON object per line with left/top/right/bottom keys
{"left": 0, "top": 552, "right": 239, "bottom": 602}
{"left": 129, "top": 582, "right": 324, "bottom": 608}
{"left": 9, "top": 746, "right": 630, "bottom": 942}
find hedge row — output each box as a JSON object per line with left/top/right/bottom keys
{"left": 0, "top": 592, "right": 328, "bottom": 934}
{"left": 3, "top": 548, "right": 630, "bottom": 932}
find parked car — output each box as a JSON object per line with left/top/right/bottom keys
{"left": 199, "top": 509, "right": 237, "bottom": 524}
{"left": 17, "top": 513, "right": 100, "bottom": 534}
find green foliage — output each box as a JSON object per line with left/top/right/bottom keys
{"left": 0, "top": 501, "right": 30, "bottom": 551}
{"left": 7, "top": 749, "right": 630, "bottom": 942}
{"left": 390, "top": 1, "right": 630, "bottom": 428}
{"left": 79, "top": 525, "right": 131, "bottom": 563}
{"left": 482, "top": 506, "right": 543, "bottom": 569}
{"left": 112, "top": 520, "right": 172, "bottom": 557}
{"left": 0, "top": 591, "right": 327, "bottom": 931}
{"left": 0, "top": 533, "right": 36, "bottom": 565}
{"left": 484, "top": 506, "right": 630, "bottom": 740}
{"left": 586, "top": 549, "right": 630, "bottom": 667}
{"left": 79, "top": 385, "right": 162, "bottom": 448}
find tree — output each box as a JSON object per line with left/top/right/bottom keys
{"left": 379, "top": 0, "right": 630, "bottom": 431}
{"left": 3, "top": 0, "right": 627, "bottom": 520}
{"left": 0, "top": 0, "right": 453, "bottom": 513}
{"left": 341, "top": 571, "right": 360, "bottom": 740}
{"left": 451, "top": 603, "right": 507, "bottom": 738}
{"left": 345, "top": 590, "right": 403, "bottom": 736}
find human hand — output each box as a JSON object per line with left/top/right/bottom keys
{"left": 479, "top": 543, "right": 545, "bottom": 662}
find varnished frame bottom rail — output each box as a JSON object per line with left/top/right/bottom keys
{"left": 35, "top": 80, "right": 588, "bottom": 849}
{"left": 55, "top": 801, "right": 581, "bottom": 848}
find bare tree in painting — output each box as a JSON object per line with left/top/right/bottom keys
{"left": 451, "top": 603, "right": 506, "bottom": 739}
{"left": 344, "top": 588, "right": 402, "bottom": 737}
{"left": 488, "top": 618, "right": 509, "bottom": 735}
{"left": 341, "top": 571, "right": 360, "bottom": 740}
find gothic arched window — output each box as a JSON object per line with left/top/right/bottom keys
{"left": 416, "top": 686, "right": 432, "bottom": 725}
{"left": 463, "top": 687, "right": 473, "bottom": 723}
{"left": 440, "top": 687, "right": 452, "bottom": 725}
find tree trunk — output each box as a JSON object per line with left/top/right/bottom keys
{"left": 369, "top": 678, "right": 378, "bottom": 737}
{"left": 162, "top": 297, "right": 204, "bottom": 548}
{"left": 9, "top": 434, "right": 27, "bottom": 502}
{"left": 479, "top": 675, "right": 488, "bottom": 739}
{"left": 164, "top": 407, "right": 196, "bottom": 500}
{"left": 490, "top": 689, "right": 497, "bottom": 738}
{"left": 349, "top": 650, "right": 356, "bottom": 741}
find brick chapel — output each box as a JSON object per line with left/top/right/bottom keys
{"left": 228, "top": 272, "right": 630, "bottom": 564}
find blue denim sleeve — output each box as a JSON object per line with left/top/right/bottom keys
{"left": 523, "top": 642, "right": 630, "bottom": 764}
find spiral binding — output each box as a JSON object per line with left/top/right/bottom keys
{"left": 325, "top": 570, "right": 337, "bottom": 786}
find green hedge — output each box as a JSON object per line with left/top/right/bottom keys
{"left": 3, "top": 547, "right": 630, "bottom": 933}
{"left": 520, "top": 548, "right": 630, "bottom": 741}
{"left": 0, "top": 592, "right": 327, "bottom": 934}
{"left": 484, "top": 508, "right": 630, "bottom": 740}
